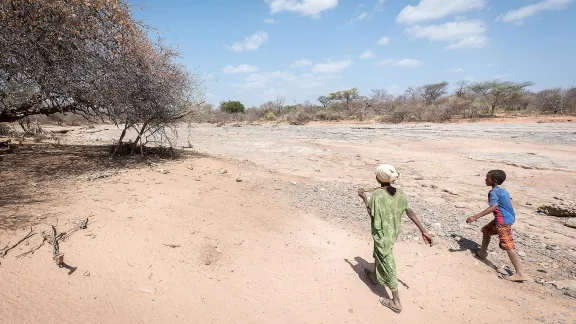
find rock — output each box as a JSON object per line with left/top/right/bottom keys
{"left": 431, "top": 185, "right": 438, "bottom": 189}
{"left": 546, "top": 244, "right": 559, "bottom": 251}
{"left": 442, "top": 188, "right": 458, "bottom": 195}
{"left": 551, "top": 280, "right": 576, "bottom": 291}
{"left": 535, "top": 318, "right": 545, "bottom": 323}
{"left": 453, "top": 236, "right": 462, "bottom": 242}
{"left": 454, "top": 203, "right": 467, "bottom": 209}
{"left": 498, "top": 268, "right": 512, "bottom": 276}
{"left": 83, "top": 271, "right": 91, "bottom": 277}
{"left": 565, "top": 218, "right": 576, "bottom": 228}
{"left": 219, "top": 169, "right": 228, "bottom": 174}
{"left": 537, "top": 203, "right": 576, "bottom": 217}
{"left": 564, "top": 290, "right": 576, "bottom": 299}
{"left": 138, "top": 286, "right": 156, "bottom": 294}
{"left": 157, "top": 169, "right": 169, "bottom": 174}
{"left": 236, "top": 177, "right": 243, "bottom": 182}
{"left": 525, "top": 202, "right": 532, "bottom": 206}
{"left": 518, "top": 251, "right": 527, "bottom": 257}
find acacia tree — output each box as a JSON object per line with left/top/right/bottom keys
{"left": 317, "top": 96, "right": 330, "bottom": 108}
{"left": 109, "top": 40, "right": 200, "bottom": 155}
{"left": 468, "top": 80, "right": 534, "bottom": 116}
{"left": 328, "top": 88, "right": 359, "bottom": 109}
{"left": 0, "top": 0, "right": 147, "bottom": 122}
{"left": 419, "top": 81, "right": 449, "bottom": 105}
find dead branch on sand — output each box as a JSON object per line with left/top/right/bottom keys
{"left": 1, "top": 217, "right": 90, "bottom": 266}
{"left": 0, "top": 228, "right": 36, "bottom": 258}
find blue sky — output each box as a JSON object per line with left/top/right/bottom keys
{"left": 129, "top": 0, "right": 576, "bottom": 107}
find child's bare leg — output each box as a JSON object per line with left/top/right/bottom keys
{"left": 476, "top": 232, "right": 490, "bottom": 259}
{"left": 506, "top": 249, "right": 530, "bottom": 282}
{"left": 391, "top": 290, "right": 402, "bottom": 309}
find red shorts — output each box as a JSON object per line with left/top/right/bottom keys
{"left": 482, "top": 220, "right": 515, "bottom": 250}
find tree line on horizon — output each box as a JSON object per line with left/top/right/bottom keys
{"left": 196, "top": 80, "right": 576, "bottom": 125}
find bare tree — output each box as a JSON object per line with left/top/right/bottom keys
{"left": 274, "top": 95, "right": 285, "bottom": 115}
{"left": 536, "top": 88, "right": 565, "bottom": 114}
{"left": 404, "top": 87, "right": 420, "bottom": 101}
{"left": 455, "top": 80, "right": 470, "bottom": 98}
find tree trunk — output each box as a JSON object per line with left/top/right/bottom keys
{"left": 130, "top": 122, "right": 149, "bottom": 155}
{"left": 112, "top": 122, "right": 129, "bottom": 156}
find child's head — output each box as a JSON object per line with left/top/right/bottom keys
{"left": 486, "top": 170, "right": 506, "bottom": 186}
{"left": 375, "top": 164, "right": 400, "bottom": 185}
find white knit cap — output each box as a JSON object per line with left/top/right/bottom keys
{"left": 375, "top": 164, "right": 400, "bottom": 184}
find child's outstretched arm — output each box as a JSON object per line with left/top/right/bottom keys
{"left": 406, "top": 208, "right": 433, "bottom": 246}
{"left": 466, "top": 206, "right": 497, "bottom": 223}
{"left": 358, "top": 189, "right": 371, "bottom": 217}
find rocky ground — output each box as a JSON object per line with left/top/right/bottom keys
{"left": 1, "top": 120, "right": 575, "bottom": 324}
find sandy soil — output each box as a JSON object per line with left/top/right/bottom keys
{"left": 1, "top": 121, "right": 575, "bottom": 324}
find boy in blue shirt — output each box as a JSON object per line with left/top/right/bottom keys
{"left": 466, "top": 170, "right": 530, "bottom": 282}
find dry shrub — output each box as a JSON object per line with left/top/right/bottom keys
{"left": 287, "top": 109, "right": 311, "bottom": 125}
{"left": 315, "top": 110, "right": 344, "bottom": 121}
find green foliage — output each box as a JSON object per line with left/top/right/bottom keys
{"left": 265, "top": 111, "right": 276, "bottom": 120}
{"left": 220, "top": 100, "right": 245, "bottom": 114}
{"left": 420, "top": 81, "right": 449, "bottom": 104}
{"left": 328, "top": 88, "right": 360, "bottom": 106}
{"left": 317, "top": 96, "right": 331, "bottom": 107}
{"left": 283, "top": 105, "right": 297, "bottom": 112}
{"left": 468, "top": 80, "right": 534, "bottom": 115}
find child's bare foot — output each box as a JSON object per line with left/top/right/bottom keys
{"left": 474, "top": 250, "right": 488, "bottom": 260}
{"left": 379, "top": 298, "right": 402, "bottom": 313}
{"left": 506, "top": 274, "right": 531, "bottom": 282}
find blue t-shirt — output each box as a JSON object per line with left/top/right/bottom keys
{"left": 488, "top": 186, "right": 515, "bottom": 225}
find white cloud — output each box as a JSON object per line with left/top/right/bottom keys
{"left": 502, "top": 0, "right": 573, "bottom": 24}
{"left": 237, "top": 70, "right": 341, "bottom": 91}
{"left": 312, "top": 59, "right": 353, "bottom": 73}
{"left": 396, "top": 58, "right": 421, "bottom": 67}
{"left": 290, "top": 59, "right": 313, "bottom": 68}
{"left": 376, "top": 58, "right": 421, "bottom": 67}
{"left": 265, "top": 0, "right": 339, "bottom": 18}
{"left": 445, "top": 67, "right": 464, "bottom": 73}
{"left": 377, "top": 37, "right": 390, "bottom": 45}
{"left": 356, "top": 12, "right": 369, "bottom": 21}
{"left": 405, "top": 20, "right": 488, "bottom": 49}
{"left": 231, "top": 31, "right": 268, "bottom": 52}
{"left": 360, "top": 50, "right": 375, "bottom": 59}
{"left": 397, "top": 0, "right": 486, "bottom": 24}
{"left": 264, "top": 18, "right": 277, "bottom": 24}
{"left": 221, "top": 64, "right": 260, "bottom": 74}
{"left": 349, "top": 0, "right": 386, "bottom": 23}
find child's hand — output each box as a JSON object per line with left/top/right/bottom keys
{"left": 466, "top": 216, "right": 478, "bottom": 224}
{"left": 421, "top": 232, "right": 433, "bottom": 247}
